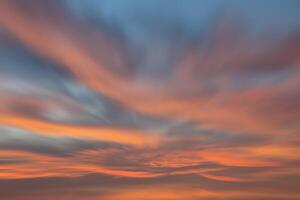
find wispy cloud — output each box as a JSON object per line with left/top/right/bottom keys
{"left": 0, "top": 0, "right": 299, "bottom": 199}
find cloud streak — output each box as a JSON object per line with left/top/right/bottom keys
{"left": 0, "top": 0, "right": 299, "bottom": 199}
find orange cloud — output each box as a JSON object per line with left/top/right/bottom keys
{"left": 0, "top": 0, "right": 299, "bottom": 138}
{"left": 0, "top": 2, "right": 299, "bottom": 200}
{"left": 0, "top": 150, "right": 163, "bottom": 179}
{"left": 0, "top": 114, "right": 161, "bottom": 146}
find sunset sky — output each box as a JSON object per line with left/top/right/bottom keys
{"left": 0, "top": 0, "right": 300, "bottom": 199}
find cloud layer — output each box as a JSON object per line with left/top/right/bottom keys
{"left": 0, "top": 0, "right": 299, "bottom": 199}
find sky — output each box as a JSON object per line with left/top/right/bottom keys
{"left": 0, "top": 0, "right": 300, "bottom": 199}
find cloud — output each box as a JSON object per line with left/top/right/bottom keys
{"left": 1, "top": 0, "right": 299, "bottom": 135}
{"left": 0, "top": 0, "right": 299, "bottom": 199}
{"left": 0, "top": 126, "right": 119, "bottom": 156}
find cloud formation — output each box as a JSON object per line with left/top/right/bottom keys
{"left": 0, "top": 0, "right": 299, "bottom": 199}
